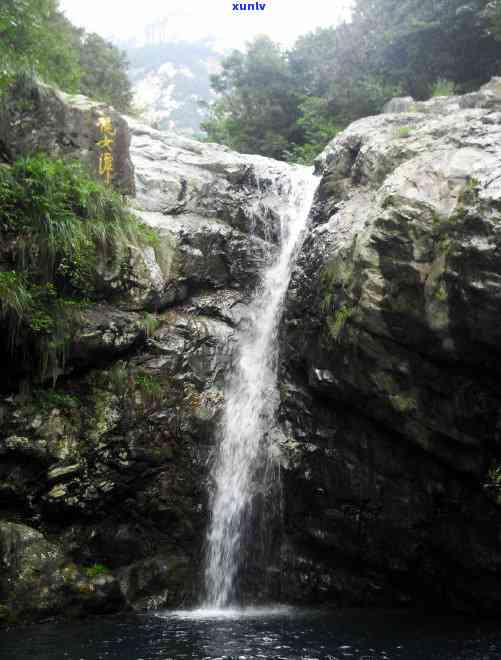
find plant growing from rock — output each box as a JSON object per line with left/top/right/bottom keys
{"left": 0, "top": 155, "right": 158, "bottom": 385}
{"left": 327, "top": 304, "right": 354, "bottom": 342}
{"left": 430, "top": 78, "right": 456, "bottom": 97}
{"left": 396, "top": 126, "right": 412, "bottom": 139}
{"left": 84, "top": 563, "right": 111, "bottom": 578}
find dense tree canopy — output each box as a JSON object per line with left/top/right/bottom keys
{"left": 0, "top": 0, "right": 80, "bottom": 92}
{"left": 202, "top": 0, "right": 501, "bottom": 162}
{"left": 78, "top": 33, "right": 133, "bottom": 112}
{"left": 0, "top": 0, "right": 132, "bottom": 112}
{"left": 201, "top": 36, "right": 302, "bottom": 158}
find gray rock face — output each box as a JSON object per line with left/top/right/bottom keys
{"left": 280, "top": 77, "right": 501, "bottom": 612}
{"left": 0, "top": 79, "right": 134, "bottom": 195}
{"left": 129, "top": 119, "right": 294, "bottom": 243}
{"left": 80, "top": 119, "right": 299, "bottom": 324}
{"left": 382, "top": 96, "right": 415, "bottom": 113}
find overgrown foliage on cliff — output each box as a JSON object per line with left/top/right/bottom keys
{"left": 202, "top": 0, "right": 501, "bottom": 161}
{"left": 0, "top": 155, "right": 153, "bottom": 385}
{"left": 0, "top": 0, "right": 132, "bottom": 112}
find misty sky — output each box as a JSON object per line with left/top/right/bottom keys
{"left": 59, "top": 0, "right": 352, "bottom": 49}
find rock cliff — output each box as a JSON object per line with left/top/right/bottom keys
{"left": 2, "top": 77, "right": 501, "bottom": 623}
{"left": 280, "top": 77, "right": 501, "bottom": 612}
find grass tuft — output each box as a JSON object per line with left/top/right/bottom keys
{"left": 0, "top": 154, "right": 158, "bottom": 385}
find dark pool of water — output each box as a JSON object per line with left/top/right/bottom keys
{"left": 2, "top": 606, "right": 501, "bottom": 660}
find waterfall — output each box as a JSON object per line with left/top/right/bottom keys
{"left": 204, "top": 166, "right": 319, "bottom": 608}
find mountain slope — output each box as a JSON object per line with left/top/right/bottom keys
{"left": 126, "top": 40, "right": 222, "bottom": 135}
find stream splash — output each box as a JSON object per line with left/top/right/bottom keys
{"left": 204, "top": 166, "right": 319, "bottom": 607}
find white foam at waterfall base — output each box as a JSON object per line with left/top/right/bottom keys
{"left": 204, "top": 165, "right": 319, "bottom": 608}
{"left": 160, "top": 605, "right": 296, "bottom": 621}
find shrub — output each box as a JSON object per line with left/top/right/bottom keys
{"left": 430, "top": 78, "right": 456, "bottom": 97}
{"left": 0, "top": 155, "right": 157, "bottom": 384}
{"left": 327, "top": 304, "right": 354, "bottom": 341}
{"left": 135, "top": 372, "right": 163, "bottom": 406}
{"left": 84, "top": 563, "right": 110, "bottom": 578}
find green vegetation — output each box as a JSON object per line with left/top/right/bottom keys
{"left": 201, "top": 36, "right": 304, "bottom": 160}
{"left": 320, "top": 257, "right": 355, "bottom": 308}
{"left": 202, "top": 0, "right": 501, "bottom": 162}
{"left": 0, "top": 0, "right": 132, "bottom": 111}
{"left": 0, "top": 0, "right": 80, "bottom": 94}
{"left": 141, "top": 313, "right": 161, "bottom": 338}
{"left": 107, "top": 361, "right": 130, "bottom": 398}
{"left": 396, "top": 126, "right": 412, "bottom": 139}
{"left": 434, "top": 284, "right": 448, "bottom": 302}
{"left": 32, "top": 389, "right": 78, "bottom": 410}
{"left": 390, "top": 393, "right": 417, "bottom": 414}
{"left": 485, "top": 464, "right": 501, "bottom": 505}
{"left": 106, "top": 363, "right": 164, "bottom": 409}
{"left": 458, "top": 176, "right": 480, "bottom": 206}
{"left": 289, "top": 96, "right": 341, "bottom": 164}
{"left": 430, "top": 78, "right": 456, "bottom": 97}
{"left": 84, "top": 563, "right": 111, "bottom": 578}
{"left": 135, "top": 372, "right": 163, "bottom": 405}
{"left": 327, "top": 304, "right": 354, "bottom": 342}
{"left": 0, "top": 154, "right": 157, "bottom": 384}
{"left": 78, "top": 33, "right": 132, "bottom": 112}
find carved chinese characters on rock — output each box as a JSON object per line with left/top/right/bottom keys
{"left": 97, "top": 116, "right": 116, "bottom": 185}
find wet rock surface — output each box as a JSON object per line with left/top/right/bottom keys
{"left": 280, "top": 77, "right": 501, "bottom": 613}
{"left": 0, "top": 306, "right": 231, "bottom": 621}
{"left": 0, "top": 521, "right": 126, "bottom": 625}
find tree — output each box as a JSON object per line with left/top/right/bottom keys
{"left": 0, "top": 0, "right": 133, "bottom": 113}
{"left": 0, "top": 0, "right": 80, "bottom": 92}
{"left": 202, "top": 36, "right": 302, "bottom": 159}
{"left": 287, "top": 97, "right": 340, "bottom": 164}
{"left": 350, "top": 0, "right": 501, "bottom": 98}
{"left": 78, "top": 34, "right": 133, "bottom": 113}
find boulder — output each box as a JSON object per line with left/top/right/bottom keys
{"left": 0, "top": 522, "right": 125, "bottom": 624}
{"left": 0, "top": 77, "right": 134, "bottom": 195}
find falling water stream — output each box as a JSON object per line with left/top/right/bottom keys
{"left": 204, "top": 166, "right": 319, "bottom": 608}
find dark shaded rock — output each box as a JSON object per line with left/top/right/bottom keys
{"left": 118, "top": 555, "right": 193, "bottom": 610}
{"left": 0, "top": 522, "right": 126, "bottom": 624}
{"left": 138, "top": 211, "right": 274, "bottom": 293}
{"left": 70, "top": 305, "right": 147, "bottom": 369}
{"left": 0, "top": 303, "right": 234, "bottom": 618}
